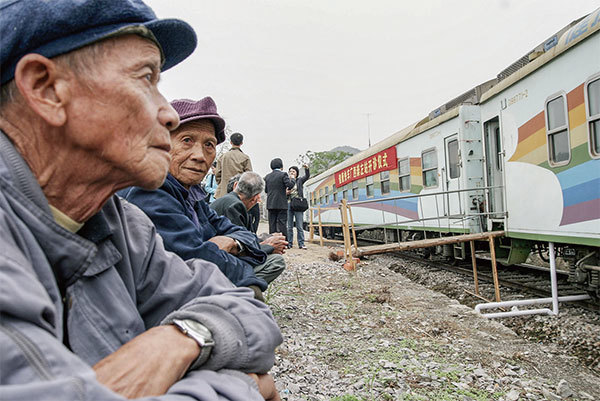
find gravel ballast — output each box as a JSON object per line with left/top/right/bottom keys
{"left": 267, "top": 242, "right": 600, "bottom": 401}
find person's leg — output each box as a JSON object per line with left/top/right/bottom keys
{"left": 268, "top": 209, "right": 277, "bottom": 233}
{"left": 286, "top": 206, "right": 294, "bottom": 247}
{"left": 276, "top": 209, "right": 287, "bottom": 235}
{"left": 253, "top": 254, "right": 286, "bottom": 284}
{"left": 249, "top": 203, "right": 260, "bottom": 233}
{"left": 295, "top": 211, "right": 305, "bottom": 248}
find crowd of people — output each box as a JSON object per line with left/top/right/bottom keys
{"left": 0, "top": 0, "right": 310, "bottom": 400}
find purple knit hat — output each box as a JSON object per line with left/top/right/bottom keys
{"left": 170, "top": 97, "right": 226, "bottom": 144}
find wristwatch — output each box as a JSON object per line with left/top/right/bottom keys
{"left": 172, "top": 319, "right": 215, "bottom": 369}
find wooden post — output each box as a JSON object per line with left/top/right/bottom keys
{"left": 469, "top": 240, "right": 479, "bottom": 296}
{"left": 309, "top": 208, "right": 314, "bottom": 241}
{"left": 340, "top": 200, "right": 350, "bottom": 258}
{"left": 488, "top": 235, "right": 501, "bottom": 302}
{"left": 347, "top": 205, "right": 358, "bottom": 253}
{"left": 317, "top": 205, "right": 324, "bottom": 247}
{"left": 340, "top": 199, "right": 355, "bottom": 270}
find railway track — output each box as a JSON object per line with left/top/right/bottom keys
{"left": 383, "top": 250, "right": 600, "bottom": 312}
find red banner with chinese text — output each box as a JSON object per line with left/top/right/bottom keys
{"left": 335, "top": 147, "right": 397, "bottom": 187}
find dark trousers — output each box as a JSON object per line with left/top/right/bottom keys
{"left": 268, "top": 209, "right": 287, "bottom": 234}
{"left": 249, "top": 204, "right": 260, "bottom": 233}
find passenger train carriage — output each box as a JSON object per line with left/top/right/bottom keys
{"left": 304, "top": 7, "right": 600, "bottom": 296}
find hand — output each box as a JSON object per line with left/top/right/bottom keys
{"left": 261, "top": 233, "right": 288, "bottom": 254}
{"left": 208, "top": 235, "right": 239, "bottom": 255}
{"left": 247, "top": 373, "right": 281, "bottom": 401}
{"left": 93, "top": 325, "right": 200, "bottom": 398}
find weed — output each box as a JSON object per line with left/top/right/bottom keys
{"left": 330, "top": 395, "right": 364, "bottom": 401}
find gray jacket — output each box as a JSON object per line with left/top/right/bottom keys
{"left": 0, "top": 131, "right": 283, "bottom": 400}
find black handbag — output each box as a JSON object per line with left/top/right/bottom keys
{"left": 290, "top": 196, "right": 309, "bottom": 212}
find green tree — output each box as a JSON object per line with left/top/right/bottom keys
{"left": 296, "top": 150, "right": 354, "bottom": 177}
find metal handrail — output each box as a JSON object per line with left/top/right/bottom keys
{"left": 333, "top": 184, "right": 506, "bottom": 234}
{"left": 347, "top": 185, "right": 503, "bottom": 206}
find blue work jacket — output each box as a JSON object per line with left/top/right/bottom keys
{"left": 120, "top": 174, "right": 268, "bottom": 290}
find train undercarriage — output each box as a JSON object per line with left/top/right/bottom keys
{"left": 309, "top": 223, "right": 600, "bottom": 300}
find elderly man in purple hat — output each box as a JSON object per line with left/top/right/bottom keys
{"left": 0, "top": 0, "right": 282, "bottom": 400}
{"left": 120, "top": 98, "right": 286, "bottom": 300}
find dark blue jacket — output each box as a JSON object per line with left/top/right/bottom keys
{"left": 119, "top": 174, "right": 268, "bottom": 290}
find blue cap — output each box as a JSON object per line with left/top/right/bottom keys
{"left": 0, "top": 0, "right": 197, "bottom": 85}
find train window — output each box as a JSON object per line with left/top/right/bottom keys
{"left": 495, "top": 127, "right": 502, "bottom": 171}
{"left": 421, "top": 148, "right": 438, "bottom": 188}
{"left": 380, "top": 171, "right": 390, "bottom": 194}
{"left": 447, "top": 139, "right": 460, "bottom": 179}
{"left": 352, "top": 180, "right": 359, "bottom": 200}
{"left": 586, "top": 77, "right": 600, "bottom": 157}
{"left": 398, "top": 158, "right": 410, "bottom": 192}
{"left": 366, "top": 175, "right": 374, "bottom": 197}
{"left": 545, "top": 94, "right": 570, "bottom": 166}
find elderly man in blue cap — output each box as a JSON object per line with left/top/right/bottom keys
{"left": 0, "top": 1, "right": 281, "bottom": 400}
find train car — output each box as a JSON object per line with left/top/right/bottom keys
{"left": 304, "top": 7, "right": 600, "bottom": 296}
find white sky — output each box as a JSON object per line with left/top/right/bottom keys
{"left": 147, "top": 0, "right": 599, "bottom": 176}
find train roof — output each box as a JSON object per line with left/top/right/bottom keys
{"left": 305, "top": 6, "right": 600, "bottom": 187}
{"left": 480, "top": 7, "right": 600, "bottom": 103}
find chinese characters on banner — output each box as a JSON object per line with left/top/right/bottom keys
{"left": 335, "top": 147, "right": 397, "bottom": 187}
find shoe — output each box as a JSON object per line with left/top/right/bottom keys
{"left": 299, "top": 245, "right": 307, "bottom": 249}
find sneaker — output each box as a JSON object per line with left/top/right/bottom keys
{"left": 299, "top": 245, "right": 307, "bottom": 249}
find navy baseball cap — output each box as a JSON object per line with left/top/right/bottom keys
{"left": 0, "top": 0, "right": 197, "bottom": 85}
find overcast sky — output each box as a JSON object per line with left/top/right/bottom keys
{"left": 147, "top": 0, "right": 599, "bottom": 176}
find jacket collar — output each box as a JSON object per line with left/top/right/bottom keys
{"left": 165, "top": 173, "right": 206, "bottom": 202}
{"left": 0, "top": 130, "right": 104, "bottom": 289}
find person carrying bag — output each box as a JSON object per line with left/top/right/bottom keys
{"left": 286, "top": 164, "right": 310, "bottom": 248}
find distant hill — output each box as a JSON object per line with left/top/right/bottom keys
{"left": 330, "top": 146, "right": 361, "bottom": 155}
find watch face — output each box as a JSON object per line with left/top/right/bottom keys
{"left": 185, "top": 320, "right": 212, "bottom": 339}
{"left": 178, "top": 319, "right": 215, "bottom": 348}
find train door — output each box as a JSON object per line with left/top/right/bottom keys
{"left": 443, "top": 134, "right": 461, "bottom": 217}
{"left": 483, "top": 117, "right": 504, "bottom": 219}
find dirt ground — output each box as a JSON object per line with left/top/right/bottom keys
{"left": 265, "top": 235, "right": 600, "bottom": 401}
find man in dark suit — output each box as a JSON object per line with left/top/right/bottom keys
{"left": 264, "top": 158, "right": 295, "bottom": 234}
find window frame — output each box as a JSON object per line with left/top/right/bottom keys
{"left": 351, "top": 180, "right": 359, "bottom": 200}
{"left": 398, "top": 157, "right": 411, "bottom": 192}
{"left": 585, "top": 73, "right": 600, "bottom": 159}
{"left": 380, "top": 170, "right": 390, "bottom": 195}
{"left": 545, "top": 92, "right": 571, "bottom": 167}
{"left": 421, "top": 147, "right": 439, "bottom": 188}
{"left": 366, "top": 175, "right": 374, "bottom": 198}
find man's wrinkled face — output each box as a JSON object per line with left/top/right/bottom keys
{"left": 169, "top": 120, "right": 217, "bottom": 188}
{"left": 65, "top": 35, "right": 179, "bottom": 189}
